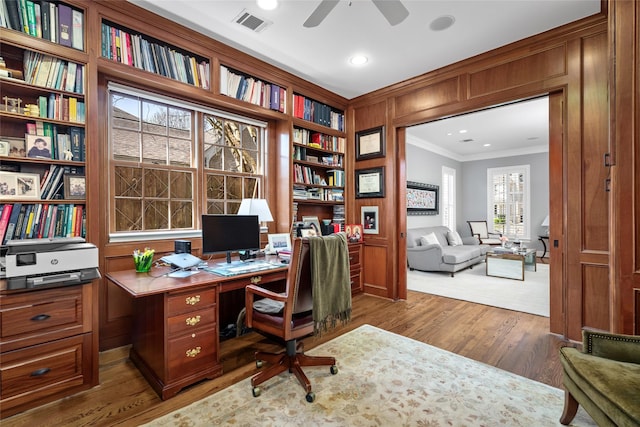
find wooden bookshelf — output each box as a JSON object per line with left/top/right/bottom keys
{"left": 219, "top": 64, "right": 286, "bottom": 113}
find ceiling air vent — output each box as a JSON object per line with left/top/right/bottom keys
{"left": 233, "top": 9, "right": 272, "bottom": 33}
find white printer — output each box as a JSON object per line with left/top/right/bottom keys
{"left": 2, "top": 237, "right": 100, "bottom": 291}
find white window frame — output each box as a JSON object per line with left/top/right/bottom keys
{"left": 486, "top": 165, "right": 530, "bottom": 240}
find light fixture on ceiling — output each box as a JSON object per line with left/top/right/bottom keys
{"left": 429, "top": 15, "right": 455, "bottom": 31}
{"left": 459, "top": 129, "right": 467, "bottom": 134}
{"left": 483, "top": 143, "right": 491, "bottom": 147}
{"left": 349, "top": 55, "right": 368, "bottom": 65}
{"left": 256, "top": 0, "right": 278, "bottom": 10}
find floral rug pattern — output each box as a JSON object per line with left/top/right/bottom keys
{"left": 146, "top": 324, "right": 596, "bottom": 426}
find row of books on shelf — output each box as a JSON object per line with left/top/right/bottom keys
{"left": 0, "top": 202, "right": 85, "bottom": 244}
{"left": 219, "top": 65, "right": 286, "bottom": 113}
{"left": 23, "top": 50, "right": 84, "bottom": 94}
{"left": 0, "top": 0, "right": 84, "bottom": 50}
{"left": 294, "top": 164, "right": 327, "bottom": 186}
{"left": 293, "top": 146, "right": 342, "bottom": 167}
{"left": 293, "top": 128, "right": 345, "bottom": 152}
{"left": 293, "top": 186, "right": 343, "bottom": 202}
{"left": 293, "top": 94, "right": 344, "bottom": 131}
{"left": 326, "top": 169, "right": 345, "bottom": 187}
{"left": 101, "top": 21, "right": 210, "bottom": 89}
{"left": 32, "top": 93, "right": 85, "bottom": 123}
{"left": 25, "top": 121, "right": 85, "bottom": 161}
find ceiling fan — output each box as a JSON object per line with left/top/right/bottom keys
{"left": 303, "top": 0, "right": 409, "bottom": 28}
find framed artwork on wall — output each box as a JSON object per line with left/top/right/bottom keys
{"left": 355, "top": 167, "right": 385, "bottom": 198}
{"left": 355, "top": 126, "right": 385, "bottom": 161}
{"left": 406, "top": 181, "right": 439, "bottom": 215}
{"left": 361, "top": 206, "right": 379, "bottom": 234}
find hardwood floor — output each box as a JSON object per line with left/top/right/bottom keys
{"left": 3, "top": 291, "right": 578, "bottom": 426}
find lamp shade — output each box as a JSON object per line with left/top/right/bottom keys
{"left": 541, "top": 215, "right": 550, "bottom": 227}
{"left": 237, "top": 198, "right": 273, "bottom": 222}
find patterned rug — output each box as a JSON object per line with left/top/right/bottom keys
{"left": 146, "top": 324, "right": 595, "bottom": 426}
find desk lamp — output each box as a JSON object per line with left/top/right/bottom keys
{"left": 541, "top": 215, "right": 550, "bottom": 235}
{"left": 238, "top": 198, "right": 273, "bottom": 233}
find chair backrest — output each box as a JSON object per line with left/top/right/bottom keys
{"left": 288, "top": 237, "right": 313, "bottom": 315}
{"left": 467, "top": 220, "right": 489, "bottom": 238}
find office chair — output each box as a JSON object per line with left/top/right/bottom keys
{"left": 467, "top": 220, "right": 502, "bottom": 245}
{"left": 245, "top": 234, "right": 351, "bottom": 402}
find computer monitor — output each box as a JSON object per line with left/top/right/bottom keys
{"left": 201, "top": 214, "right": 261, "bottom": 263}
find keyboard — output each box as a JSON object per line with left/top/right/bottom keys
{"left": 203, "top": 261, "right": 281, "bottom": 276}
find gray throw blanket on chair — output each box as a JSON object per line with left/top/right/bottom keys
{"left": 309, "top": 232, "right": 351, "bottom": 335}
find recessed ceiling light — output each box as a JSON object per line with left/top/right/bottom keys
{"left": 483, "top": 143, "right": 491, "bottom": 147}
{"left": 429, "top": 15, "right": 455, "bottom": 32}
{"left": 349, "top": 55, "right": 368, "bottom": 66}
{"left": 256, "top": 0, "right": 278, "bottom": 10}
{"left": 459, "top": 129, "right": 467, "bottom": 134}
{"left": 447, "top": 132, "right": 453, "bottom": 136}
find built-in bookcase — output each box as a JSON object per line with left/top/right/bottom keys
{"left": 100, "top": 19, "right": 211, "bottom": 89}
{"left": 1, "top": 0, "right": 85, "bottom": 51}
{"left": 291, "top": 124, "right": 346, "bottom": 230}
{"left": 219, "top": 64, "right": 286, "bottom": 113}
{"left": 293, "top": 93, "right": 345, "bottom": 131}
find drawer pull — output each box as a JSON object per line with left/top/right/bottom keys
{"left": 186, "top": 347, "right": 201, "bottom": 358}
{"left": 185, "top": 295, "right": 201, "bottom": 305}
{"left": 185, "top": 315, "right": 201, "bottom": 326}
{"left": 30, "top": 314, "right": 51, "bottom": 322}
{"left": 250, "top": 276, "right": 262, "bottom": 284}
{"left": 31, "top": 368, "right": 51, "bottom": 377}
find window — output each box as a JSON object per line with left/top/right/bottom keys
{"left": 108, "top": 84, "right": 266, "bottom": 240}
{"left": 442, "top": 166, "right": 456, "bottom": 231}
{"left": 487, "top": 165, "right": 530, "bottom": 239}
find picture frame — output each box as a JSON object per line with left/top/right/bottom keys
{"left": 345, "top": 223, "right": 364, "bottom": 242}
{"left": 361, "top": 206, "right": 379, "bottom": 234}
{"left": 355, "top": 167, "right": 385, "bottom": 198}
{"left": 406, "top": 181, "right": 439, "bottom": 215}
{"left": 267, "top": 233, "right": 292, "bottom": 254}
{"left": 0, "top": 171, "right": 40, "bottom": 199}
{"left": 25, "top": 134, "right": 52, "bottom": 159}
{"left": 356, "top": 126, "right": 385, "bottom": 161}
{"left": 2, "top": 137, "right": 26, "bottom": 158}
{"left": 64, "top": 174, "right": 86, "bottom": 199}
{"left": 302, "top": 215, "right": 322, "bottom": 235}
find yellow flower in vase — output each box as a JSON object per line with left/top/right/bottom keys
{"left": 133, "top": 247, "right": 155, "bottom": 273}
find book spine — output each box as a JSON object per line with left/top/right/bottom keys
{"left": 0, "top": 204, "right": 13, "bottom": 244}
{"left": 57, "top": 3, "right": 71, "bottom": 46}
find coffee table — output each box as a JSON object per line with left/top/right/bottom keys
{"left": 486, "top": 249, "right": 537, "bottom": 281}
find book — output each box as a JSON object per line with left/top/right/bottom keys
{"left": 12, "top": 203, "right": 27, "bottom": 239}
{"left": 71, "top": 8, "right": 82, "bottom": 50}
{"left": 57, "top": 2, "right": 71, "bottom": 47}
{"left": 40, "top": 0, "right": 50, "bottom": 40}
{"left": 0, "top": 203, "right": 13, "bottom": 244}
{"left": 3, "top": 0, "right": 21, "bottom": 30}
{"left": 20, "top": 204, "right": 34, "bottom": 238}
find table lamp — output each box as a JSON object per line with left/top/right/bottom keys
{"left": 238, "top": 198, "right": 273, "bottom": 233}
{"left": 541, "top": 215, "right": 550, "bottom": 235}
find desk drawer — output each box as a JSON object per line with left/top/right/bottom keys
{"left": 348, "top": 247, "right": 361, "bottom": 267}
{"left": 167, "top": 306, "right": 217, "bottom": 335}
{"left": 0, "top": 334, "right": 86, "bottom": 400}
{"left": 167, "top": 326, "right": 217, "bottom": 381}
{"left": 167, "top": 288, "right": 216, "bottom": 317}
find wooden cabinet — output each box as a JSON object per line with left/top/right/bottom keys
{"left": 128, "top": 286, "right": 221, "bottom": 400}
{"left": 0, "top": 284, "right": 96, "bottom": 419}
{"left": 348, "top": 243, "right": 363, "bottom": 294}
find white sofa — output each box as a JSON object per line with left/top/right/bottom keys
{"left": 407, "top": 226, "right": 490, "bottom": 276}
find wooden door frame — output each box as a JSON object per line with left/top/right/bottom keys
{"left": 396, "top": 92, "right": 565, "bottom": 333}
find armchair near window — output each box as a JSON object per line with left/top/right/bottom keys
{"left": 245, "top": 234, "right": 351, "bottom": 403}
{"left": 559, "top": 328, "right": 640, "bottom": 426}
{"left": 467, "top": 220, "right": 502, "bottom": 245}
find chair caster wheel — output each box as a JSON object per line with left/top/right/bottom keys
{"left": 330, "top": 365, "right": 338, "bottom": 375}
{"left": 305, "top": 392, "right": 315, "bottom": 403}
{"left": 256, "top": 360, "right": 263, "bottom": 368}
{"left": 252, "top": 387, "right": 261, "bottom": 397}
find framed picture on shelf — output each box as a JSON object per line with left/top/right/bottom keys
{"left": 302, "top": 215, "right": 322, "bottom": 235}
{"left": 345, "top": 224, "right": 364, "bottom": 242}
{"left": 2, "top": 137, "right": 26, "bottom": 157}
{"left": 406, "top": 181, "right": 439, "bottom": 215}
{"left": 361, "top": 206, "right": 379, "bottom": 234}
{"left": 355, "top": 126, "right": 385, "bottom": 161}
{"left": 267, "top": 233, "right": 292, "bottom": 254}
{"left": 0, "top": 172, "right": 40, "bottom": 199}
{"left": 64, "top": 175, "right": 86, "bottom": 199}
{"left": 25, "top": 134, "right": 52, "bottom": 159}
{"left": 355, "top": 167, "right": 385, "bottom": 198}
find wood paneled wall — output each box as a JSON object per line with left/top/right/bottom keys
{"left": 349, "top": 14, "right": 610, "bottom": 340}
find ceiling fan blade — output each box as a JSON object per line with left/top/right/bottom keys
{"left": 303, "top": 0, "right": 340, "bottom": 28}
{"left": 372, "top": 0, "right": 409, "bottom": 26}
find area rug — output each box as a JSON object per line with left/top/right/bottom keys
{"left": 146, "top": 324, "right": 595, "bottom": 426}
{"left": 407, "top": 262, "right": 550, "bottom": 317}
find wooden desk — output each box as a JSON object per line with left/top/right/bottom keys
{"left": 106, "top": 263, "right": 288, "bottom": 400}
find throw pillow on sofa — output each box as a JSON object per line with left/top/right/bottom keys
{"left": 420, "top": 232, "right": 440, "bottom": 247}
{"left": 447, "top": 230, "right": 463, "bottom": 246}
